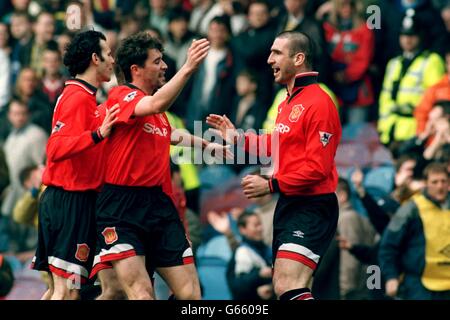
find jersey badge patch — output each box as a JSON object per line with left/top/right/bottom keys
{"left": 319, "top": 131, "right": 333, "bottom": 147}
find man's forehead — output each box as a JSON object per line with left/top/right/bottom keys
{"left": 148, "top": 48, "right": 163, "bottom": 59}
{"left": 271, "top": 37, "right": 289, "bottom": 50}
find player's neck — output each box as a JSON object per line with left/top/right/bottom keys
{"left": 76, "top": 70, "right": 100, "bottom": 89}
{"left": 130, "top": 79, "right": 154, "bottom": 95}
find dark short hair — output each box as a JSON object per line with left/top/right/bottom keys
{"left": 116, "top": 32, "right": 163, "bottom": 83}
{"left": 7, "top": 98, "right": 28, "bottom": 112}
{"left": 433, "top": 100, "right": 450, "bottom": 116}
{"left": 19, "top": 165, "right": 38, "bottom": 186}
{"left": 276, "top": 31, "right": 314, "bottom": 69}
{"left": 337, "top": 177, "right": 351, "bottom": 197}
{"left": 210, "top": 15, "right": 231, "bottom": 35}
{"left": 237, "top": 210, "right": 258, "bottom": 228}
{"left": 63, "top": 30, "right": 106, "bottom": 77}
{"left": 423, "top": 162, "right": 449, "bottom": 180}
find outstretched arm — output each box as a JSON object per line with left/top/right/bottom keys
{"left": 134, "top": 39, "right": 210, "bottom": 116}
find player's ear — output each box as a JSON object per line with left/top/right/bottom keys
{"left": 294, "top": 52, "right": 305, "bottom": 67}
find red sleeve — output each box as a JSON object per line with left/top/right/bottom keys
{"left": 46, "top": 96, "right": 100, "bottom": 163}
{"left": 344, "top": 26, "right": 374, "bottom": 82}
{"left": 277, "top": 103, "right": 340, "bottom": 193}
{"left": 241, "top": 132, "right": 272, "bottom": 157}
{"left": 115, "top": 89, "right": 146, "bottom": 124}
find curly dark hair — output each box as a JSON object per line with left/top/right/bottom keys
{"left": 116, "top": 32, "right": 163, "bottom": 83}
{"left": 63, "top": 30, "right": 106, "bottom": 77}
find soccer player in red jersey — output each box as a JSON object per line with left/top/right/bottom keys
{"left": 91, "top": 32, "right": 227, "bottom": 300}
{"left": 32, "top": 30, "right": 119, "bottom": 300}
{"left": 207, "top": 31, "right": 342, "bottom": 300}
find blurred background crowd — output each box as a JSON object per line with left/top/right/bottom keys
{"left": 0, "top": 0, "right": 449, "bottom": 300}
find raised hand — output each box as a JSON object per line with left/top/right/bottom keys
{"left": 99, "top": 103, "right": 120, "bottom": 138}
{"left": 183, "top": 38, "right": 210, "bottom": 74}
{"left": 206, "top": 114, "right": 240, "bottom": 145}
{"left": 207, "top": 211, "right": 232, "bottom": 236}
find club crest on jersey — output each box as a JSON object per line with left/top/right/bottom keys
{"left": 289, "top": 104, "right": 304, "bottom": 122}
{"left": 124, "top": 91, "right": 137, "bottom": 102}
{"left": 102, "top": 227, "right": 118, "bottom": 245}
{"left": 75, "top": 243, "right": 90, "bottom": 262}
{"left": 319, "top": 131, "right": 333, "bottom": 147}
{"left": 52, "top": 121, "right": 65, "bottom": 134}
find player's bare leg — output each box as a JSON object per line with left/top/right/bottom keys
{"left": 157, "top": 264, "right": 201, "bottom": 300}
{"left": 112, "top": 256, "right": 154, "bottom": 300}
{"left": 40, "top": 272, "right": 54, "bottom": 300}
{"left": 273, "top": 258, "right": 314, "bottom": 300}
{"left": 50, "top": 274, "right": 80, "bottom": 300}
{"left": 96, "top": 268, "right": 126, "bottom": 300}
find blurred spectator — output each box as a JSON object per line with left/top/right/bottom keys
{"left": 148, "top": 0, "right": 171, "bottom": 38}
{"left": 375, "top": 0, "right": 448, "bottom": 63}
{"left": 251, "top": 192, "right": 277, "bottom": 247}
{"left": 378, "top": 11, "right": 445, "bottom": 151}
{"left": 195, "top": 0, "right": 248, "bottom": 36}
{"left": 379, "top": 162, "right": 450, "bottom": 300}
{"left": 415, "top": 45, "right": 450, "bottom": 134}
{"left": 336, "top": 177, "right": 376, "bottom": 299}
{"left": 41, "top": 46, "right": 65, "bottom": 105}
{"left": 165, "top": 8, "right": 197, "bottom": 70}
{"left": 276, "top": 0, "right": 328, "bottom": 81}
{"left": 232, "top": 0, "right": 277, "bottom": 107}
{"left": 401, "top": 102, "right": 450, "bottom": 171}
{"left": 1, "top": 99, "right": 47, "bottom": 219}
{"left": 185, "top": 16, "right": 240, "bottom": 131}
{"left": 1, "top": 0, "right": 31, "bottom": 24}
{"left": 0, "top": 22, "right": 11, "bottom": 111}
{"left": 28, "top": 11, "right": 57, "bottom": 77}
{"left": 1, "top": 99, "right": 47, "bottom": 253}
{"left": 56, "top": 30, "right": 72, "bottom": 59}
{"left": 9, "top": 12, "right": 32, "bottom": 86}
{"left": 189, "top": 0, "right": 215, "bottom": 35}
{"left": 323, "top": 0, "right": 374, "bottom": 124}
{"left": 0, "top": 255, "right": 14, "bottom": 299}
{"left": 230, "top": 70, "right": 266, "bottom": 131}
{"left": 226, "top": 210, "right": 274, "bottom": 300}
{"left": 14, "top": 68, "right": 52, "bottom": 134}
{"left": 441, "top": 3, "right": 450, "bottom": 31}
{"left": 13, "top": 165, "right": 45, "bottom": 228}
{"left": 117, "top": 14, "right": 141, "bottom": 41}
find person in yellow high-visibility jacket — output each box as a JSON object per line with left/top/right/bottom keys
{"left": 166, "top": 111, "right": 202, "bottom": 213}
{"left": 378, "top": 12, "right": 445, "bottom": 146}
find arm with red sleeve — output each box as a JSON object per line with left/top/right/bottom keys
{"left": 46, "top": 96, "right": 104, "bottom": 162}
{"left": 271, "top": 107, "right": 340, "bottom": 194}
{"left": 344, "top": 26, "right": 374, "bottom": 82}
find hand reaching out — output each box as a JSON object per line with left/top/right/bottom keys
{"left": 99, "top": 103, "right": 120, "bottom": 138}
{"left": 206, "top": 114, "right": 240, "bottom": 145}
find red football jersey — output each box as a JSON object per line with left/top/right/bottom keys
{"left": 43, "top": 79, "right": 107, "bottom": 191}
{"left": 241, "top": 72, "right": 342, "bottom": 196}
{"left": 104, "top": 84, "right": 172, "bottom": 192}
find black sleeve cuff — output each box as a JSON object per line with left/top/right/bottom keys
{"left": 269, "top": 178, "right": 280, "bottom": 193}
{"left": 91, "top": 129, "right": 103, "bottom": 144}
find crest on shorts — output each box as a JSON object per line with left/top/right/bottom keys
{"left": 289, "top": 105, "right": 304, "bottom": 122}
{"left": 75, "top": 243, "right": 90, "bottom": 262}
{"left": 319, "top": 131, "right": 333, "bottom": 147}
{"left": 102, "top": 227, "right": 118, "bottom": 245}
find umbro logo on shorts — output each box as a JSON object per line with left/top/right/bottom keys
{"left": 292, "top": 230, "right": 304, "bottom": 238}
